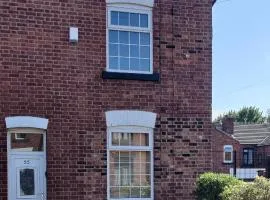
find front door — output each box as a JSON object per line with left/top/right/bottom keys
{"left": 8, "top": 129, "right": 47, "bottom": 200}
{"left": 9, "top": 155, "right": 46, "bottom": 200}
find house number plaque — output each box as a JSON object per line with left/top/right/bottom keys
{"left": 24, "top": 160, "right": 31, "bottom": 165}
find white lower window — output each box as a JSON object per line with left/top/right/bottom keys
{"left": 108, "top": 131, "right": 153, "bottom": 199}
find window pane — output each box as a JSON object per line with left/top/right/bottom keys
{"left": 110, "top": 163, "right": 119, "bottom": 175}
{"left": 248, "top": 151, "right": 253, "bottom": 165}
{"left": 120, "top": 187, "right": 130, "bottom": 198}
{"left": 119, "top": 12, "right": 129, "bottom": 26}
{"left": 109, "top": 30, "right": 118, "bottom": 43}
{"left": 132, "top": 162, "right": 141, "bottom": 175}
{"left": 110, "top": 175, "right": 120, "bottom": 186}
{"left": 140, "top": 162, "right": 151, "bottom": 174}
{"left": 141, "top": 133, "right": 149, "bottom": 146}
{"left": 112, "top": 133, "right": 149, "bottom": 146}
{"left": 225, "top": 152, "right": 232, "bottom": 161}
{"left": 244, "top": 154, "right": 248, "bottom": 165}
{"left": 20, "top": 168, "right": 35, "bottom": 196}
{"left": 131, "top": 133, "right": 141, "bottom": 146}
{"left": 141, "top": 187, "right": 151, "bottom": 198}
{"left": 130, "top": 133, "right": 149, "bottom": 146}
{"left": 131, "top": 151, "right": 141, "bottom": 163}
{"left": 120, "top": 44, "right": 129, "bottom": 57}
{"left": 130, "top": 187, "right": 140, "bottom": 198}
{"left": 110, "top": 187, "right": 119, "bottom": 198}
{"left": 109, "top": 151, "right": 151, "bottom": 198}
{"left": 130, "top": 45, "right": 139, "bottom": 57}
{"left": 140, "top": 59, "right": 150, "bottom": 71}
{"left": 120, "top": 57, "right": 129, "bottom": 70}
{"left": 120, "top": 173, "right": 130, "bottom": 186}
{"left": 130, "top": 13, "right": 139, "bottom": 27}
{"left": 130, "top": 32, "right": 139, "bottom": 45}
{"left": 224, "top": 146, "right": 232, "bottom": 152}
{"left": 112, "top": 132, "right": 120, "bottom": 146}
{"left": 110, "top": 151, "right": 120, "bottom": 163}
{"left": 111, "top": 11, "right": 119, "bottom": 25}
{"left": 131, "top": 175, "right": 140, "bottom": 186}
{"left": 140, "top": 33, "right": 150, "bottom": 45}
{"left": 109, "top": 57, "right": 119, "bottom": 69}
{"left": 109, "top": 44, "right": 118, "bottom": 56}
{"left": 140, "top": 46, "right": 150, "bottom": 58}
{"left": 130, "top": 58, "right": 140, "bottom": 71}
{"left": 141, "top": 175, "right": 150, "bottom": 186}
{"left": 11, "top": 133, "right": 44, "bottom": 152}
{"left": 141, "top": 151, "right": 150, "bottom": 163}
{"left": 120, "top": 152, "right": 130, "bottom": 163}
{"left": 119, "top": 31, "right": 129, "bottom": 44}
{"left": 118, "top": 133, "right": 129, "bottom": 145}
{"left": 140, "top": 14, "right": 148, "bottom": 27}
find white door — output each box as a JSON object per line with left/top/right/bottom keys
{"left": 8, "top": 130, "right": 47, "bottom": 200}
{"left": 9, "top": 155, "right": 46, "bottom": 200}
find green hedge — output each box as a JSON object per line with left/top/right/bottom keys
{"left": 221, "top": 176, "right": 270, "bottom": 200}
{"left": 195, "top": 172, "right": 242, "bottom": 200}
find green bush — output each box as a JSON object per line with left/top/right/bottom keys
{"left": 221, "top": 176, "right": 270, "bottom": 200}
{"left": 195, "top": 172, "right": 242, "bottom": 200}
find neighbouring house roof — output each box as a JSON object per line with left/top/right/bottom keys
{"left": 233, "top": 123, "right": 270, "bottom": 145}
{"left": 214, "top": 125, "right": 236, "bottom": 138}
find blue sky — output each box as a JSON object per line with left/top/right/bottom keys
{"left": 212, "top": 0, "right": 270, "bottom": 120}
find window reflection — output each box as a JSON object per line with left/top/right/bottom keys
{"left": 11, "top": 133, "right": 44, "bottom": 152}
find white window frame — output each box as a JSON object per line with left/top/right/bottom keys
{"left": 223, "top": 145, "right": 233, "bottom": 163}
{"left": 106, "top": 3, "right": 153, "bottom": 74}
{"left": 107, "top": 126, "right": 154, "bottom": 200}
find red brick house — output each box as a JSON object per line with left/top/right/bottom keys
{"left": 212, "top": 125, "right": 240, "bottom": 174}
{"left": 213, "top": 117, "right": 270, "bottom": 179}
{"left": 0, "top": 0, "right": 212, "bottom": 199}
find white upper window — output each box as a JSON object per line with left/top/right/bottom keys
{"left": 107, "top": 3, "right": 153, "bottom": 74}
{"left": 223, "top": 145, "right": 233, "bottom": 163}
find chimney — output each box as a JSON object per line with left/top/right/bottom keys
{"left": 222, "top": 116, "right": 234, "bottom": 134}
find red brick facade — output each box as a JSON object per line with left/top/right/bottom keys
{"left": 0, "top": 0, "right": 212, "bottom": 199}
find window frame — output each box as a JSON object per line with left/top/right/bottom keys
{"left": 223, "top": 145, "right": 233, "bottom": 164}
{"left": 107, "top": 126, "right": 154, "bottom": 200}
{"left": 8, "top": 128, "right": 46, "bottom": 155}
{"left": 243, "top": 148, "right": 254, "bottom": 167}
{"left": 106, "top": 4, "right": 153, "bottom": 74}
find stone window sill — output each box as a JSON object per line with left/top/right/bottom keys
{"left": 102, "top": 71, "right": 160, "bottom": 82}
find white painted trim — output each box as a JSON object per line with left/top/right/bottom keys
{"left": 5, "top": 116, "right": 49, "bottom": 130}
{"left": 105, "top": 110, "right": 157, "bottom": 128}
{"left": 106, "top": 0, "right": 154, "bottom": 8}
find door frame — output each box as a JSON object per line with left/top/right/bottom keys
{"left": 7, "top": 128, "right": 47, "bottom": 200}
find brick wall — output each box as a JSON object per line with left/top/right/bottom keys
{"left": 0, "top": 0, "right": 212, "bottom": 199}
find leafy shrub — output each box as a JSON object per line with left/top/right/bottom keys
{"left": 221, "top": 176, "right": 270, "bottom": 200}
{"left": 195, "top": 172, "right": 242, "bottom": 200}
